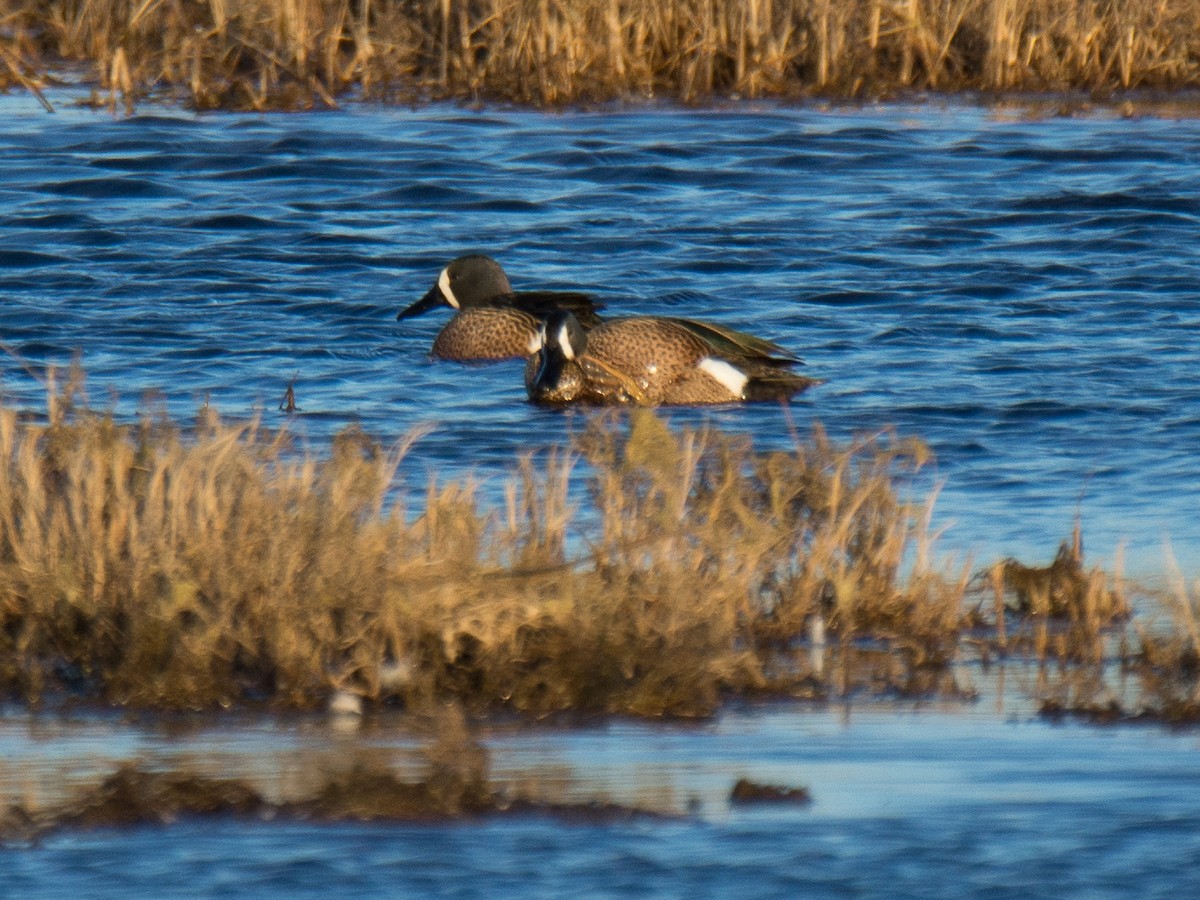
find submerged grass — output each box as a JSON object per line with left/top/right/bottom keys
{"left": 3, "top": 1, "right": 1200, "bottom": 109}
{"left": 0, "top": 705, "right": 672, "bottom": 841}
{"left": 0, "top": 371, "right": 969, "bottom": 715}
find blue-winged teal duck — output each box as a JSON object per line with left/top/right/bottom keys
{"left": 527, "top": 310, "right": 819, "bottom": 406}
{"left": 398, "top": 255, "right": 603, "bottom": 361}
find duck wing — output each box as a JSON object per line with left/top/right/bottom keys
{"left": 668, "top": 318, "right": 801, "bottom": 366}
{"left": 489, "top": 291, "right": 605, "bottom": 327}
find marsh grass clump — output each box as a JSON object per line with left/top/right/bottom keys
{"left": 576, "top": 412, "right": 967, "bottom": 671}
{"left": 0, "top": 374, "right": 972, "bottom": 715}
{"left": 1122, "top": 551, "right": 1200, "bottom": 722}
{"left": 981, "top": 524, "right": 1128, "bottom": 664}
{"left": 4, "top": 2, "right": 1200, "bottom": 109}
{"left": 2, "top": 373, "right": 1198, "bottom": 725}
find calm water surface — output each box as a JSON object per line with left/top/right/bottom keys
{"left": 3, "top": 704, "right": 1200, "bottom": 898}
{"left": 2, "top": 91, "right": 1200, "bottom": 895}
{"left": 0, "top": 93, "right": 1197, "bottom": 573}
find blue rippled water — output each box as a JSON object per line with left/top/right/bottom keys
{"left": 2, "top": 89, "right": 1200, "bottom": 897}
{"left": 1, "top": 96, "right": 1198, "bottom": 572}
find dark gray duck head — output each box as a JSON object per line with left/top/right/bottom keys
{"left": 397, "top": 255, "right": 513, "bottom": 320}
{"left": 399, "top": 255, "right": 603, "bottom": 324}
{"left": 527, "top": 310, "right": 589, "bottom": 404}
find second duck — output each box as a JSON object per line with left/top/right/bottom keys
{"left": 527, "top": 310, "right": 819, "bottom": 406}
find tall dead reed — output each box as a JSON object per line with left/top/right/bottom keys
{"left": 988, "top": 524, "right": 1128, "bottom": 664}
{"left": 1126, "top": 545, "right": 1200, "bottom": 720}
{"left": 0, "top": 374, "right": 969, "bottom": 714}
{"left": 2, "top": 1, "right": 1200, "bottom": 109}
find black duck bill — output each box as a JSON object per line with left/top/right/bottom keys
{"left": 396, "top": 283, "right": 446, "bottom": 321}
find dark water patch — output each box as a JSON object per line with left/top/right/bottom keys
{"left": 3, "top": 340, "right": 77, "bottom": 358}
{"left": 580, "top": 163, "right": 690, "bottom": 186}
{"left": 36, "top": 177, "right": 178, "bottom": 199}
{"left": 682, "top": 257, "right": 772, "bottom": 275}
{"left": 0, "top": 273, "right": 102, "bottom": 292}
{"left": 1007, "top": 191, "right": 1200, "bottom": 215}
{"left": 995, "top": 400, "right": 1093, "bottom": 424}
{"left": 183, "top": 213, "right": 292, "bottom": 231}
{"left": 463, "top": 198, "right": 544, "bottom": 213}
{"left": 804, "top": 289, "right": 896, "bottom": 307}
{"left": 296, "top": 231, "right": 393, "bottom": 248}
{"left": 217, "top": 162, "right": 329, "bottom": 182}
{"left": 86, "top": 155, "right": 189, "bottom": 173}
{"left": 873, "top": 325, "right": 930, "bottom": 343}
{"left": 372, "top": 183, "right": 481, "bottom": 204}
{"left": 1000, "top": 146, "right": 1185, "bottom": 164}
{"left": 177, "top": 153, "right": 280, "bottom": 174}
{"left": 62, "top": 228, "right": 126, "bottom": 248}
{"left": 948, "top": 321, "right": 1031, "bottom": 341}
{"left": 0, "top": 249, "right": 69, "bottom": 268}
{"left": 266, "top": 135, "right": 326, "bottom": 155}
{"left": 6, "top": 212, "right": 103, "bottom": 229}
{"left": 426, "top": 114, "right": 518, "bottom": 128}
{"left": 827, "top": 126, "right": 911, "bottom": 144}
{"left": 643, "top": 142, "right": 707, "bottom": 161}
{"left": 960, "top": 283, "right": 1026, "bottom": 301}
{"left": 121, "top": 114, "right": 200, "bottom": 130}
{"left": 882, "top": 403, "right": 991, "bottom": 424}
{"left": 62, "top": 135, "right": 189, "bottom": 156}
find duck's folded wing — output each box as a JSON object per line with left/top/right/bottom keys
{"left": 668, "top": 318, "right": 801, "bottom": 365}
{"left": 493, "top": 291, "right": 605, "bottom": 326}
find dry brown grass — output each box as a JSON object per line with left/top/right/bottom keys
{"left": 2, "top": 1, "right": 1200, "bottom": 109}
{"left": 999, "top": 541, "right": 1200, "bottom": 726}
{"left": 985, "top": 524, "right": 1129, "bottom": 664}
{"left": 0, "top": 371, "right": 973, "bottom": 715}
{"left": 3, "top": 371, "right": 1199, "bottom": 724}
{"left": 1121, "top": 546, "right": 1200, "bottom": 721}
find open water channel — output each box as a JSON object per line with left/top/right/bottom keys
{"left": 0, "top": 92, "right": 1198, "bottom": 895}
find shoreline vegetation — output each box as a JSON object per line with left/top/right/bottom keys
{"left": 2, "top": 1, "right": 1200, "bottom": 111}
{"left": 1, "top": 371, "right": 1197, "bottom": 725}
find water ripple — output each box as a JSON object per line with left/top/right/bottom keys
{"left": 0, "top": 99, "right": 1196, "bottom": 572}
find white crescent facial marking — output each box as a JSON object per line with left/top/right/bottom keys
{"left": 698, "top": 357, "right": 748, "bottom": 399}
{"left": 438, "top": 267, "right": 459, "bottom": 309}
{"left": 557, "top": 322, "right": 575, "bottom": 360}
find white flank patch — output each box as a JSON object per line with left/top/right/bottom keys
{"left": 557, "top": 321, "right": 576, "bottom": 360}
{"left": 438, "top": 267, "right": 459, "bottom": 309}
{"left": 698, "top": 357, "right": 748, "bottom": 398}
{"left": 528, "top": 327, "right": 545, "bottom": 354}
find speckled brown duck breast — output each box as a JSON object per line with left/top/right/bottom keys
{"left": 398, "top": 255, "right": 602, "bottom": 361}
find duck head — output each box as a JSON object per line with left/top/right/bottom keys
{"left": 397, "top": 255, "right": 513, "bottom": 321}
{"left": 527, "top": 310, "right": 588, "bottom": 404}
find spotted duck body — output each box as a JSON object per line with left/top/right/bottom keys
{"left": 398, "top": 255, "right": 603, "bottom": 361}
{"left": 527, "top": 310, "right": 820, "bottom": 406}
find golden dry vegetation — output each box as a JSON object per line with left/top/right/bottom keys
{"left": 0, "top": 370, "right": 965, "bottom": 714}
{"left": 0, "top": 371, "right": 1190, "bottom": 721}
{"left": 2, "top": 1, "right": 1200, "bottom": 110}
